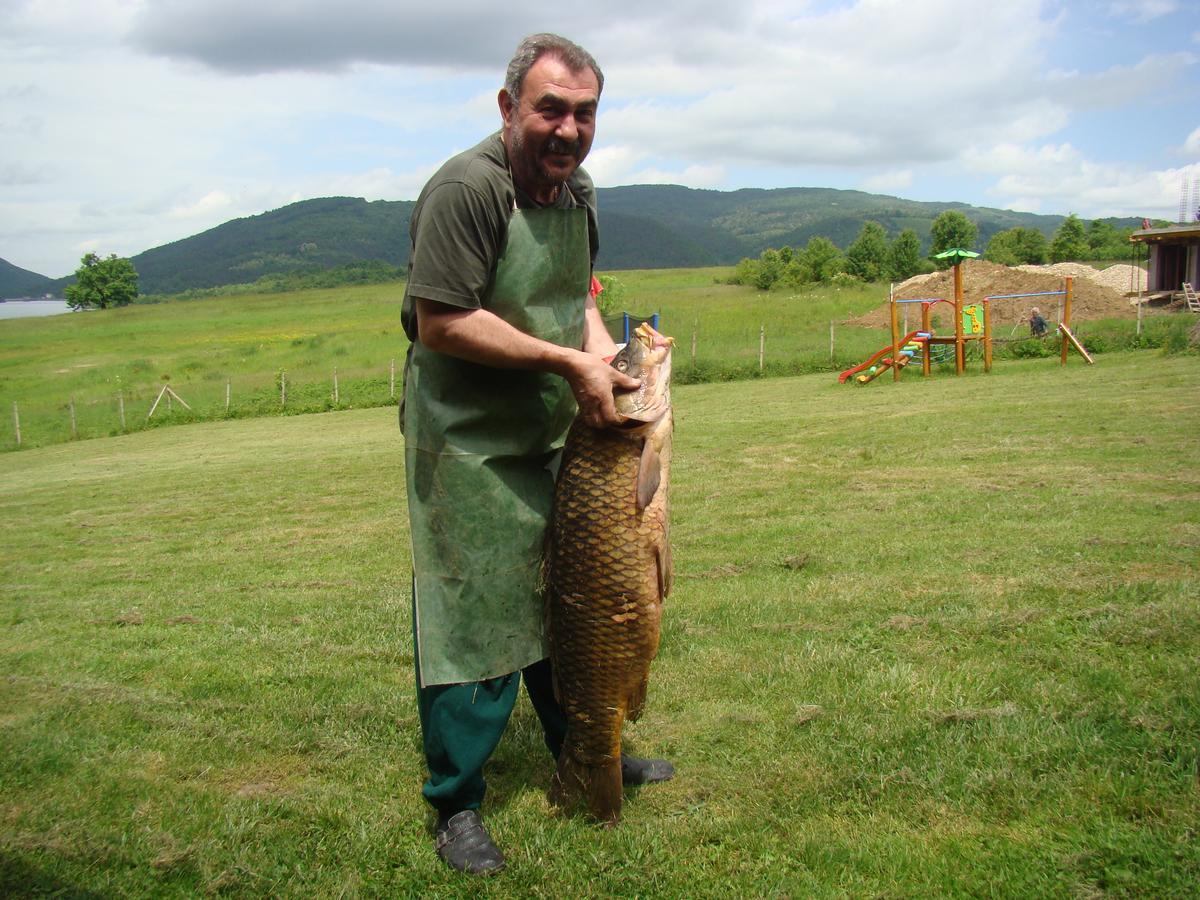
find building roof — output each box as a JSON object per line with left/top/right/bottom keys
{"left": 1130, "top": 224, "right": 1200, "bottom": 243}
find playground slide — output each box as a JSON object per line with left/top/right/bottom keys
{"left": 854, "top": 352, "right": 911, "bottom": 384}
{"left": 838, "top": 330, "right": 924, "bottom": 383}
{"left": 1058, "top": 324, "right": 1095, "bottom": 365}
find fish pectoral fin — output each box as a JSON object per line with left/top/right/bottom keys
{"left": 636, "top": 440, "right": 662, "bottom": 511}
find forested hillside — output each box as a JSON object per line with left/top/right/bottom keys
{"left": 24, "top": 186, "right": 1144, "bottom": 296}
{"left": 0, "top": 258, "right": 56, "bottom": 298}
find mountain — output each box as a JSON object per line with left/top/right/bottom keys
{"left": 33, "top": 186, "right": 1145, "bottom": 296}
{"left": 52, "top": 197, "right": 416, "bottom": 296}
{"left": 0, "top": 258, "right": 56, "bottom": 299}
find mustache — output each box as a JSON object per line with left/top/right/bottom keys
{"left": 544, "top": 137, "right": 582, "bottom": 157}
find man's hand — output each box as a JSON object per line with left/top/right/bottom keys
{"left": 565, "top": 352, "right": 640, "bottom": 428}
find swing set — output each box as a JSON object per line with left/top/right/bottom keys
{"left": 840, "top": 249, "right": 1094, "bottom": 385}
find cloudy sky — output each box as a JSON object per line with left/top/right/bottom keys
{"left": 3, "top": 0, "right": 1198, "bottom": 277}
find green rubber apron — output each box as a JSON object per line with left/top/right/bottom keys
{"left": 404, "top": 204, "right": 589, "bottom": 687}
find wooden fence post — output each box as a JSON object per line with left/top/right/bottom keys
{"left": 69, "top": 397, "right": 78, "bottom": 440}
{"left": 225, "top": 379, "right": 231, "bottom": 413}
{"left": 12, "top": 401, "right": 20, "bottom": 447}
{"left": 281, "top": 372, "right": 287, "bottom": 407}
{"left": 390, "top": 358, "right": 396, "bottom": 399}
{"left": 118, "top": 391, "right": 126, "bottom": 431}
{"left": 758, "top": 325, "right": 765, "bottom": 372}
{"left": 829, "top": 320, "right": 835, "bottom": 364}
{"left": 1136, "top": 298, "right": 1143, "bottom": 336}
{"left": 690, "top": 321, "right": 697, "bottom": 367}
{"left": 333, "top": 368, "right": 339, "bottom": 405}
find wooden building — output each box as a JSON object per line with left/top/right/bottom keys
{"left": 1129, "top": 224, "right": 1200, "bottom": 296}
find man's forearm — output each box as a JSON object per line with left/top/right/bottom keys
{"left": 416, "top": 300, "right": 583, "bottom": 375}
{"left": 415, "top": 298, "right": 639, "bottom": 428}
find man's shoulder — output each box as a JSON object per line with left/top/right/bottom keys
{"left": 423, "top": 134, "right": 512, "bottom": 205}
{"left": 567, "top": 167, "right": 595, "bottom": 209}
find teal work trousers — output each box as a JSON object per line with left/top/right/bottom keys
{"left": 414, "top": 621, "right": 567, "bottom": 815}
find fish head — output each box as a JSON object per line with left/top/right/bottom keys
{"left": 612, "top": 322, "right": 673, "bottom": 423}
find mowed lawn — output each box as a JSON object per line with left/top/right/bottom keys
{"left": 2, "top": 351, "right": 1198, "bottom": 896}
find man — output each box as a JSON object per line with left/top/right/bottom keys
{"left": 1029, "top": 306, "right": 1048, "bottom": 338}
{"left": 400, "top": 34, "right": 674, "bottom": 876}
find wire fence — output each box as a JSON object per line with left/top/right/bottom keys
{"left": 5, "top": 360, "right": 402, "bottom": 451}
{"left": 3, "top": 310, "right": 1189, "bottom": 452}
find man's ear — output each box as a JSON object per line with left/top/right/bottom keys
{"left": 498, "top": 89, "right": 515, "bottom": 126}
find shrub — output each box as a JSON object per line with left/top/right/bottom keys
{"left": 1007, "top": 339, "right": 1055, "bottom": 359}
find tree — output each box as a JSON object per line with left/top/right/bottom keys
{"left": 1086, "top": 219, "right": 1118, "bottom": 253}
{"left": 64, "top": 253, "right": 139, "bottom": 310}
{"left": 798, "top": 236, "right": 845, "bottom": 283}
{"left": 1084, "top": 219, "right": 1134, "bottom": 260}
{"left": 984, "top": 227, "right": 1049, "bottom": 265}
{"left": 887, "top": 229, "right": 923, "bottom": 281}
{"left": 929, "top": 210, "right": 978, "bottom": 262}
{"left": 754, "top": 248, "right": 784, "bottom": 290}
{"left": 1050, "top": 214, "right": 1088, "bottom": 262}
{"left": 1015, "top": 228, "right": 1049, "bottom": 264}
{"left": 845, "top": 221, "right": 889, "bottom": 282}
{"left": 594, "top": 273, "right": 626, "bottom": 317}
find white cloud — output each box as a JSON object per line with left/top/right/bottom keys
{"left": 168, "top": 191, "right": 236, "bottom": 222}
{"left": 965, "top": 141, "right": 1190, "bottom": 218}
{"left": 126, "top": 0, "right": 739, "bottom": 74}
{"left": 1183, "top": 125, "right": 1200, "bottom": 155}
{"left": 1107, "top": 0, "right": 1177, "bottom": 24}
{"left": 585, "top": 145, "right": 725, "bottom": 189}
{"left": 1048, "top": 53, "right": 1196, "bottom": 109}
{"left": 860, "top": 170, "right": 914, "bottom": 193}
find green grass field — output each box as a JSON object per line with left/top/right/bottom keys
{"left": 3, "top": 350, "right": 1197, "bottom": 896}
{"left": 0, "top": 271, "right": 900, "bottom": 450}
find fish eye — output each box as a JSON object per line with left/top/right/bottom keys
{"left": 615, "top": 359, "right": 628, "bottom": 371}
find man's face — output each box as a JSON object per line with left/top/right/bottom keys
{"left": 500, "top": 54, "right": 599, "bottom": 198}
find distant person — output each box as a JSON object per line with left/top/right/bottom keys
{"left": 1029, "top": 306, "right": 1048, "bottom": 338}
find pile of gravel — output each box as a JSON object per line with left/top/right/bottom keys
{"left": 1016, "top": 262, "right": 1145, "bottom": 295}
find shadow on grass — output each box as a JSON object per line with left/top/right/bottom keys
{"left": 0, "top": 853, "right": 109, "bottom": 899}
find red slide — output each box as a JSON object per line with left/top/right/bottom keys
{"left": 838, "top": 330, "right": 923, "bottom": 383}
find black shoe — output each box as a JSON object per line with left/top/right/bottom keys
{"left": 620, "top": 755, "right": 675, "bottom": 785}
{"left": 434, "top": 810, "right": 506, "bottom": 875}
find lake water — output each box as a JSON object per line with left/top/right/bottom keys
{"left": 0, "top": 300, "right": 74, "bottom": 320}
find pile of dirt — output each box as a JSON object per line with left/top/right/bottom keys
{"left": 1015, "top": 262, "right": 1146, "bottom": 294}
{"left": 849, "top": 260, "right": 1140, "bottom": 329}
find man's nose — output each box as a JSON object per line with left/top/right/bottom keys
{"left": 556, "top": 114, "right": 578, "bottom": 142}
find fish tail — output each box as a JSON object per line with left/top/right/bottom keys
{"left": 552, "top": 748, "right": 622, "bottom": 826}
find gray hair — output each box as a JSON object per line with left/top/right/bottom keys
{"left": 504, "top": 33, "right": 604, "bottom": 103}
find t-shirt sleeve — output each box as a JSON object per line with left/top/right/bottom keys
{"left": 406, "top": 180, "right": 506, "bottom": 309}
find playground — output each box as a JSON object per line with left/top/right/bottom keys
{"left": 841, "top": 256, "right": 1112, "bottom": 384}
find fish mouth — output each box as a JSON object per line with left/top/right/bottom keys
{"left": 613, "top": 322, "right": 673, "bottom": 423}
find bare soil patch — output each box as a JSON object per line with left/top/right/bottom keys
{"left": 849, "top": 260, "right": 1144, "bottom": 328}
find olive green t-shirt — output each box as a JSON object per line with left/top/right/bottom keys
{"left": 400, "top": 132, "right": 599, "bottom": 343}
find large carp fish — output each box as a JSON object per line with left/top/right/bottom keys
{"left": 546, "top": 322, "right": 674, "bottom": 825}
